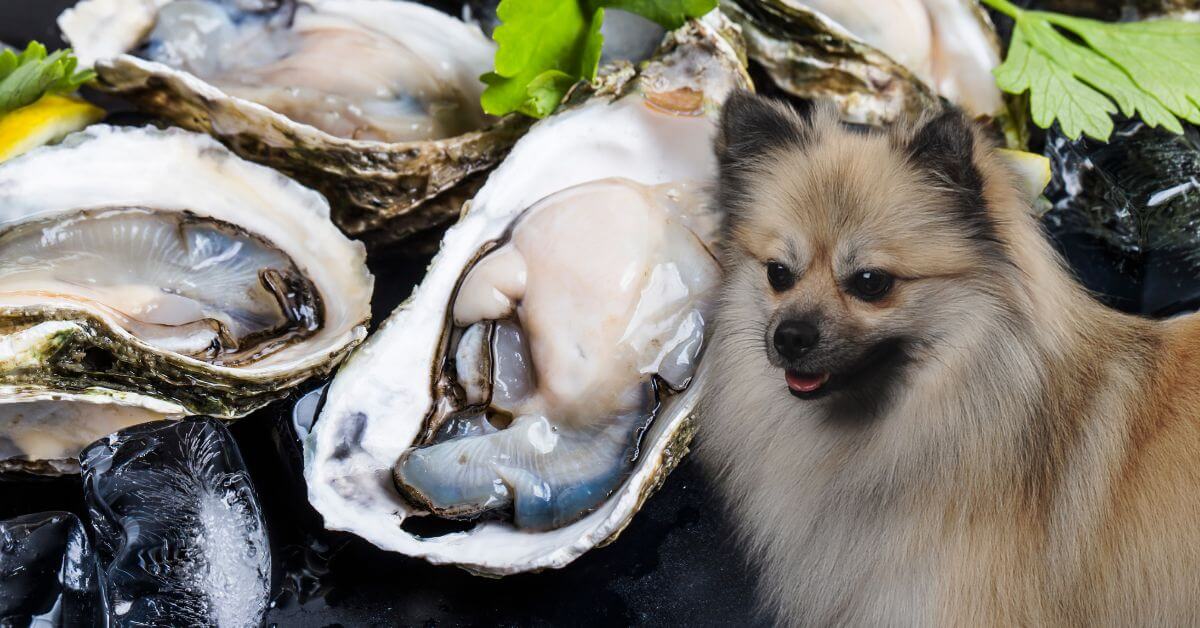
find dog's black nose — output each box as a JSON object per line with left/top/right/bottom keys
{"left": 774, "top": 320, "right": 820, "bottom": 359}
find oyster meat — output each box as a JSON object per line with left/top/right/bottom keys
{"left": 305, "top": 15, "right": 749, "bottom": 574}
{"left": 140, "top": 0, "right": 491, "bottom": 143}
{"left": 59, "top": 0, "right": 530, "bottom": 243}
{"left": 0, "top": 125, "right": 372, "bottom": 428}
{"left": 396, "top": 178, "right": 719, "bottom": 530}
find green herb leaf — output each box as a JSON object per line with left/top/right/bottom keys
{"left": 1049, "top": 15, "right": 1200, "bottom": 127}
{"left": 480, "top": 0, "right": 604, "bottom": 118}
{"left": 0, "top": 42, "right": 95, "bottom": 116}
{"left": 603, "top": 0, "right": 717, "bottom": 30}
{"left": 479, "top": 0, "right": 715, "bottom": 118}
{"left": 983, "top": 0, "right": 1200, "bottom": 141}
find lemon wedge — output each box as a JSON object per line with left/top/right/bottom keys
{"left": 0, "top": 94, "right": 104, "bottom": 162}
{"left": 998, "top": 148, "right": 1052, "bottom": 205}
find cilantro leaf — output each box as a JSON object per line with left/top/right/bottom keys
{"left": 479, "top": 0, "right": 715, "bottom": 118}
{"left": 0, "top": 42, "right": 94, "bottom": 116}
{"left": 994, "top": 24, "right": 1117, "bottom": 141}
{"left": 1048, "top": 15, "right": 1200, "bottom": 126}
{"left": 603, "top": 0, "right": 717, "bottom": 30}
{"left": 983, "top": 0, "right": 1200, "bottom": 141}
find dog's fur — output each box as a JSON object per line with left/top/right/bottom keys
{"left": 699, "top": 91, "right": 1200, "bottom": 626}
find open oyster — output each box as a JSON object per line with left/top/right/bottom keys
{"left": 59, "top": 0, "right": 530, "bottom": 244}
{"left": 305, "top": 15, "right": 749, "bottom": 574}
{"left": 723, "top": 0, "right": 1003, "bottom": 124}
{"left": 0, "top": 385, "right": 185, "bottom": 475}
{"left": 0, "top": 125, "right": 372, "bottom": 422}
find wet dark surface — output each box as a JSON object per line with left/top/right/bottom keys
{"left": 0, "top": 511, "right": 97, "bottom": 626}
{"left": 0, "top": 4, "right": 762, "bottom": 626}
{"left": 1042, "top": 119, "right": 1200, "bottom": 316}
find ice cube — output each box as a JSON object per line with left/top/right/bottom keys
{"left": 80, "top": 418, "right": 271, "bottom": 628}
{"left": 0, "top": 511, "right": 97, "bottom": 626}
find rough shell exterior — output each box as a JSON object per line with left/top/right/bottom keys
{"left": 722, "top": 0, "right": 937, "bottom": 125}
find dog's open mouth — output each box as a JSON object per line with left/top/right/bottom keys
{"left": 780, "top": 338, "right": 912, "bottom": 405}
{"left": 785, "top": 370, "right": 831, "bottom": 399}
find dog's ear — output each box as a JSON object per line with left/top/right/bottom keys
{"left": 903, "top": 108, "right": 992, "bottom": 240}
{"left": 717, "top": 91, "right": 808, "bottom": 171}
{"left": 716, "top": 91, "right": 809, "bottom": 215}
{"left": 904, "top": 108, "right": 985, "bottom": 210}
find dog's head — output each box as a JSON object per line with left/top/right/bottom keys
{"left": 714, "top": 92, "right": 1021, "bottom": 419}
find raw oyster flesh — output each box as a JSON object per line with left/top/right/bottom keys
{"left": 1, "top": 208, "right": 321, "bottom": 365}
{"left": 140, "top": 0, "right": 493, "bottom": 142}
{"left": 0, "top": 125, "right": 372, "bottom": 418}
{"left": 304, "top": 14, "right": 750, "bottom": 574}
{"left": 395, "top": 178, "right": 720, "bottom": 530}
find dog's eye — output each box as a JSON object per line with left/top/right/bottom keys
{"left": 766, "top": 261, "right": 795, "bottom": 292}
{"left": 848, "top": 270, "right": 893, "bottom": 301}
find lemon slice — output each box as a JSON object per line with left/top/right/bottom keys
{"left": 998, "top": 148, "right": 1052, "bottom": 205}
{"left": 0, "top": 94, "right": 104, "bottom": 162}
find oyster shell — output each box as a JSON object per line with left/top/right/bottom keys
{"left": 0, "top": 125, "right": 373, "bottom": 419}
{"left": 0, "top": 383, "right": 185, "bottom": 476}
{"left": 58, "top": 0, "right": 531, "bottom": 244}
{"left": 723, "top": 0, "right": 1003, "bottom": 124}
{"left": 304, "top": 14, "right": 749, "bottom": 574}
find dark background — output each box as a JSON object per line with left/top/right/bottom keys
{"left": 0, "top": 2, "right": 762, "bottom": 626}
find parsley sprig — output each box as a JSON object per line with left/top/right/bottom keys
{"left": 480, "top": 0, "right": 717, "bottom": 118}
{"left": 983, "top": 0, "right": 1200, "bottom": 141}
{"left": 0, "top": 42, "right": 95, "bottom": 116}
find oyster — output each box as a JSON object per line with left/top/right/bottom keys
{"left": 394, "top": 177, "right": 720, "bottom": 531}
{"left": 59, "top": 0, "right": 531, "bottom": 244}
{"left": 305, "top": 15, "right": 749, "bottom": 574}
{"left": 722, "top": 0, "right": 1003, "bottom": 124}
{"left": 0, "top": 385, "right": 185, "bottom": 476}
{"left": 0, "top": 125, "right": 372, "bottom": 420}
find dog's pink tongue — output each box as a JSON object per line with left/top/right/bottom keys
{"left": 786, "top": 371, "right": 830, "bottom": 393}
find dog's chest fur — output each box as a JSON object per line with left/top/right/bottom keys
{"left": 702, "top": 365, "right": 1050, "bottom": 625}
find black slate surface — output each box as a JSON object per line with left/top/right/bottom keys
{"left": 0, "top": 3, "right": 763, "bottom": 626}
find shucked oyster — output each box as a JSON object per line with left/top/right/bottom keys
{"left": 723, "top": 0, "right": 1003, "bottom": 125}
{"left": 0, "top": 125, "right": 372, "bottom": 423}
{"left": 140, "top": 0, "right": 490, "bottom": 143}
{"left": 305, "top": 15, "right": 749, "bottom": 574}
{"left": 59, "top": 0, "right": 530, "bottom": 244}
{"left": 395, "top": 177, "right": 720, "bottom": 530}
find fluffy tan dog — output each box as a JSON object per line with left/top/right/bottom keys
{"left": 699, "top": 91, "right": 1200, "bottom": 626}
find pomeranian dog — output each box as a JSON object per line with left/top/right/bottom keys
{"left": 699, "top": 91, "right": 1200, "bottom": 626}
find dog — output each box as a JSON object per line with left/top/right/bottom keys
{"left": 698, "top": 91, "right": 1200, "bottom": 626}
